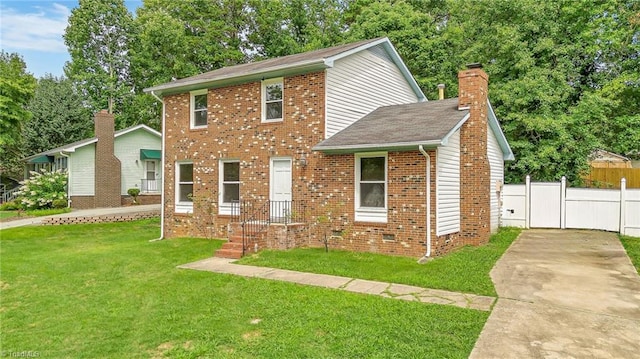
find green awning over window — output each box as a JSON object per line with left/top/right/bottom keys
{"left": 28, "top": 155, "right": 53, "bottom": 164}
{"left": 140, "top": 149, "right": 161, "bottom": 160}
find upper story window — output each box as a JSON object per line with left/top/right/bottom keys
{"left": 191, "top": 90, "right": 208, "bottom": 128}
{"left": 176, "top": 161, "right": 193, "bottom": 213}
{"left": 355, "top": 153, "right": 388, "bottom": 223}
{"left": 262, "top": 78, "right": 283, "bottom": 122}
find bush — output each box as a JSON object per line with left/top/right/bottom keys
{"left": 0, "top": 200, "right": 21, "bottom": 211}
{"left": 17, "top": 169, "right": 67, "bottom": 210}
{"left": 52, "top": 199, "right": 68, "bottom": 209}
{"left": 127, "top": 188, "right": 140, "bottom": 204}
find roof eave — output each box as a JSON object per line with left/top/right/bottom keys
{"left": 313, "top": 140, "right": 442, "bottom": 154}
{"left": 487, "top": 99, "right": 515, "bottom": 161}
{"left": 144, "top": 59, "right": 328, "bottom": 96}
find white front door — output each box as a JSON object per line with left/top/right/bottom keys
{"left": 270, "top": 158, "right": 292, "bottom": 220}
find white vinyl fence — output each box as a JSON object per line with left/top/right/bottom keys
{"left": 502, "top": 175, "right": 640, "bottom": 237}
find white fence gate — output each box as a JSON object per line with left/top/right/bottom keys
{"left": 502, "top": 176, "right": 640, "bottom": 236}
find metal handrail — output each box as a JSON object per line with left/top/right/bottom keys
{"left": 231, "top": 200, "right": 306, "bottom": 255}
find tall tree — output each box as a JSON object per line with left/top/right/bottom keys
{"left": 0, "top": 52, "right": 36, "bottom": 146}
{"left": 442, "top": 0, "right": 639, "bottom": 183}
{"left": 23, "top": 75, "right": 93, "bottom": 156}
{"left": 248, "top": 0, "right": 347, "bottom": 58}
{"left": 64, "top": 0, "right": 134, "bottom": 120}
{"left": 0, "top": 52, "right": 36, "bottom": 179}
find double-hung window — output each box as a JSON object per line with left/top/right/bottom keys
{"left": 355, "top": 153, "right": 387, "bottom": 223}
{"left": 176, "top": 162, "right": 193, "bottom": 213}
{"left": 219, "top": 160, "right": 240, "bottom": 215}
{"left": 191, "top": 90, "right": 208, "bottom": 128}
{"left": 262, "top": 78, "right": 283, "bottom": 122}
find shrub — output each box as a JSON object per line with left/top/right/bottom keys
{"left": 52, "top": 199, "right": 68, "bottom": 209}
{"left": 127, "top": 188, "right": 140, "bottom": 204}
{"left": 17, "top": 169, "right": 68, "bottom": 210}
{"left": 0, "top": 200, "right": 21, "bottom": 211}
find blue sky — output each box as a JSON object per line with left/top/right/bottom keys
{"left": 1, "top": 0, "right": 142, "bottom": 78}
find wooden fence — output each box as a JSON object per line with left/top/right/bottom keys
{"left": 584, "top": 168, "right": 640, "bottom": 189}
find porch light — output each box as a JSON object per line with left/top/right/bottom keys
{"left": 300, "top": 154, "right": 307, "bottom": 167}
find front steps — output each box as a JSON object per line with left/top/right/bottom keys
{"left": 215, "top": 239, "right": 244, "bottom": 259}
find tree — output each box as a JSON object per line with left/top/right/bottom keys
{"left": 0, "top": 52, "right": 36, "bottom": 146}
{"left": 0, "top": 52, "right": 36, "bottom": 179}
{"left": 441, "top": 0, "right": 639, "bottom": 183}
{"left": 248, "top": 0, "right": 347, "bottom": 58}
{"left": 23, "top": 75, "right": 93, "bottom": 156}
{"left": 64, "top": 0, "right": 134, "bottom": 119}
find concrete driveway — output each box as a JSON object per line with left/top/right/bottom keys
{"left": 470, "top": 229, "right": 640, "bottom": 358}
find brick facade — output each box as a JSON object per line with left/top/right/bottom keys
{"left": 163, "top": 67, "right": 493, "bottom": 258}
{"left": 94, "top": 111, "right": 122, "bottom": 208}
{"left": 458, "top": 66, "right": 491, "bottom": 246}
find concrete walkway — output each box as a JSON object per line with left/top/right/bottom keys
{"left": 178, "top": 257, "right": 496, "bottom": 311}
{"left": 0, "top": 204, "right": 161, "bottom": 230}
{"left": 470, "top": 229, "right": 640, "bottom": 358}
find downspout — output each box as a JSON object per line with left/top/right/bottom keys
{"left": 149, "top": 90, "right": 165, "bottom": 241}
{"left": 418, "top": 145, "right": 432, "bottom": 262}
{"left": 58, "top": 152, "right": 71, "bottom": 208}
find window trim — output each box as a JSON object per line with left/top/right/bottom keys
{"left": 190, "top": 89, "right": 208, "bottom": 129}
{"left": 175, "top": 161, "right": 194, "bottom": 214}
{"left": 261, "top": 77, "right": 283, "bottom": 123}
{"left": 354, "top": 152, "right": 388, "bottom": 223}
{"left": 219, "top": 159, "right": 240, "bottom": 215}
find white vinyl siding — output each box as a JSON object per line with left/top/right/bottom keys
{"left": 69, "top": 145, "right": 95, "bottom": 196}
{"left": 114, "top": 130, "right": 162, "bottom": 195}
{"left": 325, "top": 45, "right": 419, "bottom": 138}
{"left": 436, "top": 130, "right": 461, "bottom": 235}
{"left": 488, "top": 125, "right": 504, "bottom": 233}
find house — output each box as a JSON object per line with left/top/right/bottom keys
{"left": 589, "top": 149, "right": 632, "bottom": 169}
{"left": 144, "top": 37, "right": 513, "bottom": 259}
{"left": 24, "top": 111, "right": 162, "bottom": 209}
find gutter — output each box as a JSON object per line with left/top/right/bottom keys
{"left": 418, "top": 145, "right": 432, "bottom": 262}
{"left": 58, "top": 152, "right": 71, "bottom": 208}
{"left": 149, "top": 90, "right": 165, "bottom": 242}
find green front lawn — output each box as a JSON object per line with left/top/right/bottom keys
{"left": 1, "top": 220, "right": 488, "bottom": 358}
{"left": 239, "top": 227, "right": 522, "bottom": 297}
{"left": 0, "top": 208, "right": 71, "bottom": 220}
{"left": 0, "top": 211, "right": 17, "bottom": 219}
{"left": 620, "top": 234, "right": 640, "bottom": 274}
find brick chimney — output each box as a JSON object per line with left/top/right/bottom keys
{"left": 94, "top": 110, "right": 122, "bottom": 208}
{"left": 458, "top": 64, "right": 491, "bottom": 246}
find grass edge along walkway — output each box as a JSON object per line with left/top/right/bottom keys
{"left": 179, "top": 257, "right": 496, "bottom": 311}
{"left": 238, "top": 227, "right": 522, "bottom": 297}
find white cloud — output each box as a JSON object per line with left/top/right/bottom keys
{"left": 0, "top": 3, "right": 71, "bottom": 53}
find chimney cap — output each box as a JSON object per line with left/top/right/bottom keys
{"left": 437, "top": 83, "right": 446, "bottom": 89}
{"left": 466, "top": 63, "right": 483, "bottom": 69}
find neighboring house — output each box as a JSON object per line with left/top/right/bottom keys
{"left": 589, "top": 149, "right": 632, "bottom": 169}
{"left": 24, "top": 111, "right": 162, "bottom": 209}
{"left": 145, "top": 37, "right": 513, "bottom": 258}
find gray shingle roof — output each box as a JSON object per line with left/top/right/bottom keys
{"left": 145, "top": 38, "right": 386, "bottom": 95}
{"left": 313, "top": 98, "right": 468, "bottom": 153}
{"left": 23, "top": 124, "right": 161, "bottom": 162}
